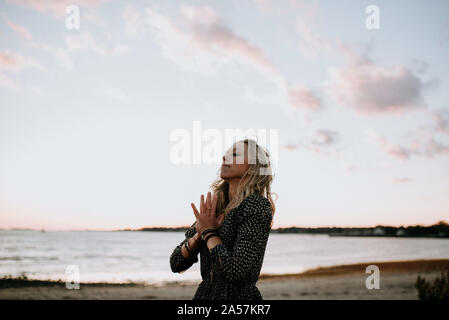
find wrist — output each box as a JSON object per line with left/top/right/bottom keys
{"left": 194, "top": 232, "right": 202, "bottom": 243}
{"left": 201, "top": 228, "right": 219, "bottom": 241}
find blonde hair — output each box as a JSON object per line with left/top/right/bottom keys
{"left": 210, "top": 139, "right": 276, "bottom": 228}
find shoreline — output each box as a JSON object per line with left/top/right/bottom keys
{"left": 1, "top": 258, "right": 448, "bottom": 299}
{"left": 259, "top": 258, "right": 449, "bottom": 280}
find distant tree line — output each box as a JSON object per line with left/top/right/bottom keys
{"left": 119, "top": 221, "right": 449, "bottom": 238}
{"left": 272, "top": 220, "right": 449, "bottom": 238}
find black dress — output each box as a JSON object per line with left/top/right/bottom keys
{"left": 169, "top": 193, "right": 273, "bottom": 300}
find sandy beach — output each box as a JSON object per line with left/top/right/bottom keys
{"left": 1, "top": 259, "right": 448, "bottom": 300}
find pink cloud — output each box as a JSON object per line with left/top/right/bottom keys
{"left": 0, "top": 51, "right": 45, "bottom": 91}
{"left": 366, "top": 130, "right": 449, "bottom": 161}
{"left": 139, "top": 4, "right": 318, "bottom": 113}
{"left": 365, "top": 131, "right": 410, "bottom": 161}
{"left": 3, "top": 16, "right": 32, "bottom": 40}
{"left": 283, "top": 128, "right": 342, "bottom": 157}
{"left": 0, "top": 50, "right": 44, "bottom": 72}
{"left": 288, "top": 83, "right": 321, "bottom": 111}
{"left": 282, "top": 143, "right": 298, "bottom": 151}
{"left": 179, "top": 4, "right": 274, "bottom": 71}
{"left": 311, "top": 129, "right": 340, "bottom": 146}
{"left": 409, "top": 136, "right": 449, "bottom": 158}
{"left": 326, "top": 58, "right": 427, "bottom": 115}
{"left": 0, "top": 14, "right": 76, "bottom": 69}
{"left": 141, "top": 4, "right": 276, "bottom": 74}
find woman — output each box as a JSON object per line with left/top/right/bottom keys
{"left": 169, "top": 138, "right": 276, "bottom": 300}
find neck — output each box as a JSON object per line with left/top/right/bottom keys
{"left": 227, "top": 179, "right": 240, "bottom": 203}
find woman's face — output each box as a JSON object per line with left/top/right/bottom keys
{"left": 220, "top": 142, "right": 250, "bottom": 180}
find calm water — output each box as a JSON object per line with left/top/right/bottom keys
{"left": 1, "top": 230, "right": 448, "bottom": 285}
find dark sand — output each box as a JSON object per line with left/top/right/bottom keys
{"left": 1, "top": 259, "right": 448, "bottom": 299}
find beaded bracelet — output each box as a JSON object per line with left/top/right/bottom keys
{"left": 184, "top": 240, "right": 194, "bottom": 255}
{"left": 204, "top": 232, "right": 219, "bottom": 245}
{"left": 201, "top": 228, "right": 219, "bottom": 241}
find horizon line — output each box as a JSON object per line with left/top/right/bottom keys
{"left": 1, "top": 220, "right": 447, "bottom": 232}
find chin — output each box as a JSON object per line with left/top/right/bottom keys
{"left": 220, "top": 172, "right": 232, "bottom": 180}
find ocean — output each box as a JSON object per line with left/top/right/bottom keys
{"left": 1, "top": 230, "right": 448, "bottom": 285}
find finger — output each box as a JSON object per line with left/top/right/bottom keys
{"left": 191, "top": 203, "right": 200, "bottom": 219}
{"left": 200, "top": 194, "right": 204, "bottom": 214}
{"left": 206, "top": 192, "right": 211, "bottom": 210}
{"left": 211, "top": 193, "right": 218, "bottom": 214}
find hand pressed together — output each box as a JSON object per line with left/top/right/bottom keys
{"left": 191, "top": 192, "right": 225, "bottom": 236}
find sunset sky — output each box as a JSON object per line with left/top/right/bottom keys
{"left": 1, "top": 0, "right": 449, "bottom": 230}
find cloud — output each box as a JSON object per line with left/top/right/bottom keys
{"left": 140, "top": 4, "right": 276, "bottom": 76}
{"left": 65, "top": 32, "right": 130, "bottom": 56}
{"left": 310, "top": 129, "right": 340, "bottom": 146}
{"left": 131, "top": 4, "right": 318, "bottom": 114}
{"left": 283, "top": 128, "right": 342, "bottom": 157}
{"left": 287, "top": 83, "right": 321, "bottom": 111}
{"left": 282, "top": 143, "right": 299, "bottom": 151}
{"left": 411, "top": 58, "right": 430, "bottom": 74}
{"left": 0, "top": 50, "right": 45, "bottom": 72}
{"left": 26, "top": 32, "right": 129, "bottom": 70}
{"left": 252, "top": 1, "right": 334, "bottom": 59}
{"left": 1, "top": 14, "right": 74, "bottom": 69}
{"left": 409, "top": 136, "right": 449, "bottom": 158}
{"left": 123, "top": 5, "right": 146, "bottom": 37}
{"left": 180, "top": 5, "right": 274, "bottom": 71}
{"left": 294, "top": 5, "right": 333, "bottom": 59}
{"left": 2, "top": 14, "right": 127, "bottom": 69}
{"left": 0, "top": 72, "right": 20, "bottom": 91}
{"left": 431, "top": 108, "right": 449, "bottom": 134}
{"left": 365, "top": 130, "right": 411, "bottom": 161}
{"left": 0, "top": 51, "right": 45, "bottom": 91}
{"left": 365, "top": 129, "right": 449, "bottom": 160}
{"left": 2, "top": 15, "right": 32, "bottom": 40}
{"left": 326, "top": 56, "right": 428, "bottom": 115}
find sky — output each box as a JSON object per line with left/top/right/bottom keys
{"left": 0, "top": 0, "right": 448, "bottom": 231}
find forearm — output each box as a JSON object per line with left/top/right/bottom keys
{"left": 205, "top": 234, "right": 223, "bottom": 252}
{"left": 205, "top": 234, "right": 224, "bottom": 269}
{"left": 180, "top": 232, "right": 202, "bottom": 259}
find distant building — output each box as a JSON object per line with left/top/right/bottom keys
{"left": 396, "top": 228, "right": 406, "bottom": 236}
{"left": 373, "top": 227, "right": 385, "bottom": 236}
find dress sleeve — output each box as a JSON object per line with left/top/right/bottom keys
{"left": 209, "top": 194, "right": 273, "bottom": 283}
{"left": 169, "top": 221, "right": 200, "bottom": 273}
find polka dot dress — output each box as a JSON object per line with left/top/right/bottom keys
{"left": 169, "top": 193, "right": 273, "bottom": 300}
